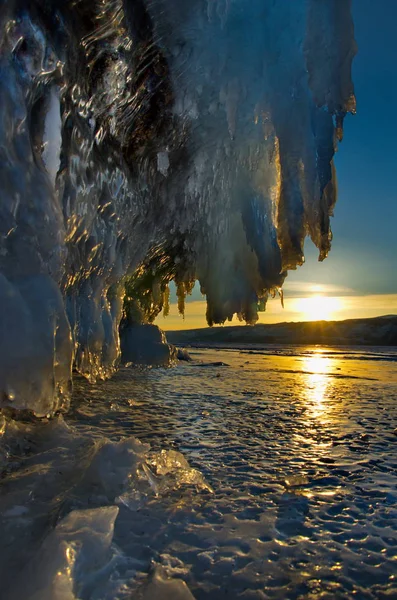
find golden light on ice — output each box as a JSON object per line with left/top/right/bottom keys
{"left": 293, "top": 295, "right": 342, "bottom": 321}
{"left": 303, "top": 351, "right": 332, "bottom": 418}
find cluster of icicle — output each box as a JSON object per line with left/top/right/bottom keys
{"left": 0, "top": 0, "right": 356, "bottom": 415}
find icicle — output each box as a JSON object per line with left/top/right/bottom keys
{"left": 0, "top": 0, "right": 356, "bottom": 414}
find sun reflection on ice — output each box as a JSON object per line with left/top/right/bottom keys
{"left": 302, "top": 351, "right": 332, "bottom": 418}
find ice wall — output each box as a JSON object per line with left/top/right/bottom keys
{"left": 0, "top": 0, "right": 356, "bottom": 415}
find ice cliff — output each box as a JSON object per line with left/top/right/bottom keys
{"left": 0, "top": 0, "right": 356, "bottom": 415}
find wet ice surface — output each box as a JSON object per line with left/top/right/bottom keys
{"left": 1, "top": 346, "right": 397, "bottom": 599}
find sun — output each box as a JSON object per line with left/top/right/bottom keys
{"left": 294, "top": 295, "right": 342, "bottom": 321}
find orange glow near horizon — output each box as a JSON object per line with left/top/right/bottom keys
{"left": 292, "top": 295, "right": 342, "bottom": 321}
{"left": 155, "top": 293, "right": 397, "bottom": 330}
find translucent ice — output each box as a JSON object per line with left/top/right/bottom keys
{"left": 9, "top": 506, "right": 120, "bottom": 600}
{"left": 0, "top": 0, "right": 356, "bottom": 413}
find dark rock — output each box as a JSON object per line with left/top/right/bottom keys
{"left": 176, "top": 347, "right": 192, "bottom": 362}
{"left": 120, "top": 324, "right": 176, "bottom": 366}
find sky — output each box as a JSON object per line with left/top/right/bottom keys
{"left": 156, "top": 0, "right": 397, "bottom": 330}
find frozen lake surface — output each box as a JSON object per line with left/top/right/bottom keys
{"left": 1, "top": 345, "right": 397, "bottom": 599}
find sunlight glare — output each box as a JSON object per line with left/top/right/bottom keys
{"left": 294, "top": 295, "right": 342, "bottom": 321}
{"left": 303, "top": 351, "right": 332, "bottom": 418}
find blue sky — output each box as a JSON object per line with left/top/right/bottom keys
{"left": 327, "top": 0, "right": 397, "bottom": 295}
{"left": 157, "top": 0, "right": 397, "bottom": 328}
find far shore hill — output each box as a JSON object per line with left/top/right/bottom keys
{"left": 167, "top": 315, "right": 397, "bottom": 347}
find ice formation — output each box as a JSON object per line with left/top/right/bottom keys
{"left": 0, "top": 0, "right": 356, "bottom": 414}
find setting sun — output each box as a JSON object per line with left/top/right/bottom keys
{"left": 293, "top": 295, "right": 342, "bottom": 321}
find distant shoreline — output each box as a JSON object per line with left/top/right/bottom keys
{"left": 167, "top": 315, "right": 397, "bottom": 347}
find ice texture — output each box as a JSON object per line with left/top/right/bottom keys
{"left": 12, "top": 507, "right": 120, "bottom": 600}
{"left": 0, "top": 0, "right": 355, "bottom": 414}
{"left": 0, "top": 412, "right": 212, "bottom": 598}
